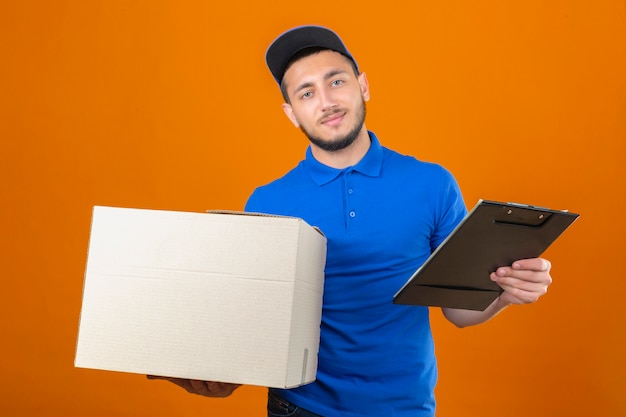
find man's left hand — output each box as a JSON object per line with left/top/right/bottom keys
{"left": 490, "top": 258, "right": 552, "bottom": 305}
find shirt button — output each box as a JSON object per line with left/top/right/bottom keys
{"left": 348, "top": 188, "right": 354, "bottom": 194}
{"left": 349, "top": 211, "right": 356, "bottom": 218}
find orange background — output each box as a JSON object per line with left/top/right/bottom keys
{"left": 1, "top": 1, "right": 624, "bottom": 416}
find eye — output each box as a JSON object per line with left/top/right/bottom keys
{"left": 301, "top": 91, "right": 313, "bottom": 100}
{"left": 331, "top": 79, "right": 344, "bottom": 87}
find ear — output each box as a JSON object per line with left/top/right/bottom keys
{"left": 282, "top": 103, "right": 300, "bottom": 128}
{"left": 358, "top": 72, "right": 370, "bottom": 102}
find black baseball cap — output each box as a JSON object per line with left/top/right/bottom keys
{"left": 266, "top": 25, "right": 358, "bottom": 84}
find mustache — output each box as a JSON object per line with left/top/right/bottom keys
{"left": 319, "top": 108, "right": 346, "bottom": 123}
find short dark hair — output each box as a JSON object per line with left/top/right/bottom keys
{"left": 279, "top": 47, "right": 360, "bottom": 103}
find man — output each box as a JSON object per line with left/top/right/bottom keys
{"left": 151, "top": 26, "right": 552, "bottom": 416}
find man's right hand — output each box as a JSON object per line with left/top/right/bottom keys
{"left": 147, "top": 375, "right": 242, "bottom": 397}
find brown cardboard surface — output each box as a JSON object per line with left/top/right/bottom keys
{"left": 75, "top": 206, "right": 327, "bottom": 388}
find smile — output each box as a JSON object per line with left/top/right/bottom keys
{"left": 321, "top": 112, "right": 346, "bottom": 126}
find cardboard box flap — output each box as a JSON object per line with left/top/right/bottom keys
{"left": 206, "top": 210, "right": 325, "bottom": 236}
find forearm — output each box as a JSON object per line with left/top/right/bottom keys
{"left": 441, "top": 296, "right": 511, "bottom": 328}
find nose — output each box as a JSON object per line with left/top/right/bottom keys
{"left": 318, "top": 87, "right": 337, "bottom": 111}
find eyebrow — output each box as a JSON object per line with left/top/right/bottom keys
{"left": 292, "top": 69, "right": 349, "bottom": 96}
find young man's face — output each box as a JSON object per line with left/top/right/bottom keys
{"left": 281, "top": 50, "right": 370, "bottom": 152}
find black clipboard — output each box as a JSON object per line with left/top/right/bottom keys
{"left": 393, "top": 200, "right": 579, "bottom": 311}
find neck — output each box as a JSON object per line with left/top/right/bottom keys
{"left": 310, "top": 127, "right": 371, "bottom": 169}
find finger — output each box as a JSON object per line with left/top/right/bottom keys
{"left": 498, "top": 282, "right": 547, "bottom": 304}
{"left": 146, "top": 376, "right": 196, "bottom": 393}
{"left": 512, "top": 258, "right": 551, "bottom": 272}
{"left": 167, "top": 378, "right": 196, "bottom": 393}
{"left": 496, "top": 276, "right": 549, "bottom": 294}
{"left": 182, "top": 380, "right": 241, "bottom": 397}
{"left": 494, "top": 261, "right": 552, "bottom": 283}
{"left": 147, "top": 376, "right": 241, "bottom": 397}
{"left": 189, "top": 379, "right": 211, "bottom": 395}
{"left": 496, "top": 268, "right": 552, "bottom": 284}
{"left": 206, "top": 382, "right": 242, "bottom": 397}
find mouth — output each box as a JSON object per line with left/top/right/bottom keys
{"left": 320, "top": 111, "right": 346, "bottom": 127}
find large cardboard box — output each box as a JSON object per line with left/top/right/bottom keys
{"left": 75, "top": 206, "right": 327, "bottom": 388}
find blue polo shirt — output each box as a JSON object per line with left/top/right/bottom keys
{"left": 245, "top": 132, "right": 467, "bottom": 417}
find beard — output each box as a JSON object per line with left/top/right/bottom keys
{"left": 300, "top": 100, "right": 367, "bottom": 152}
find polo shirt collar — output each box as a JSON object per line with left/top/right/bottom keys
{"left": 304, "top": 131, "right": 383, "bottom": 186}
